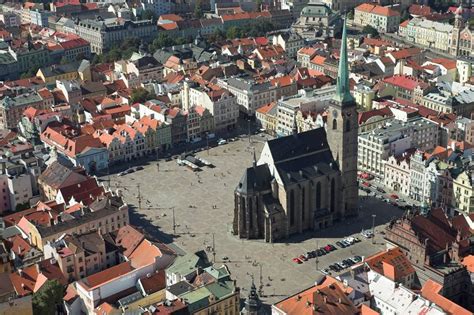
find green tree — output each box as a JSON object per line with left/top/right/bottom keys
{"left": 130, "top": 88, "right": 156, "bottom": 103}
{"left": 32, "top": 280, "right": 65, "bottom": 315}
{"left": 59, "top": 56, "right": 69, "bottom": 65}
{"left": 347, "top": 10, "right": 354, "bottom": 20}
{"left": 142, "top": 9, "right": 157, "bottom": 21}
{"left": 362, "top": 25, "right": 379, "bottom": 38}
{"left": 151, "top": 33, "right": 175, "bottom": 50}
{"left": 194, "top": 0, "right": 203, "bottom": 18}
{"left": 226, "top": 26, "right": 242, "bottom": 39}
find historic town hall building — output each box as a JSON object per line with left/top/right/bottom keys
{"left": 233, "top": 20, "right": 359, "bottom": 242}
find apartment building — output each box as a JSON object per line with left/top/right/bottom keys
{"left": 182, "top": 82, "right": 239, "bottom": 131}
{"left": 358, "top": 117, "right": 438, "bottom": 178}
{"left": 22, "top": 196, "right": 129, "bottom": 251}
{"left": 275, "top": 86, "right": 335, "bottom": 137}
{"left": 216, "top": 77, "right": 278, "bottom": 116}
{"left": 354, "top": 4, "right": 400, "bottom": 33}
{"left": 0, "top": 90, "right": 50, "bottom": 130}
{"left": 404, "top": 18, "right": 453, "bottom": 53}
{"left": 75, "top": 18, "right": 156, "bottom": 54}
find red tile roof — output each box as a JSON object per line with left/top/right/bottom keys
{"left": 9, "top": 259, "right": 67, "bottom": 296}
{"left": 364, "top": 247, "right": 415, "bottom": 282}
{"left": 383, "top": 75, "right": 429, "bottom": 91}
{"left": 59, "top": 38, "right": 89, "bottom": 50}
{"left": 112, "top": 225, "right": 145, "bottom": 257}
{"left": 274, "top": 276, "right": 357, "bottom": 315}
{"left": 256, "top": 102, "right": 276, "bottom": 115}
{"left": 421, "top": 280, "right": 472, "bottom": 315}
{"left": 80, "top": 261, "right": 134, "bottom": 290}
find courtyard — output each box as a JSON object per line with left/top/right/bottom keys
{"left": 105, "top": 135, "right": 404, "bottom": 306}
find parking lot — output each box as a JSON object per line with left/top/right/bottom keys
{"left": 105, "top": 135, "right": 404, "bottom": 306}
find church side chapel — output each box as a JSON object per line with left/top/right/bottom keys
{"left": 233, "top": 18, "right": 359, "bottom": 242}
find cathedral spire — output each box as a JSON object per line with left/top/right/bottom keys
{"left": 333, "top": 16, "right": 354, "bottom": 104}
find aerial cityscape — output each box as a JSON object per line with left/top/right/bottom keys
{"left": 0, "top": 0, "right": 473, "bottom": 314}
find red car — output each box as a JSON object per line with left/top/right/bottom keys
{"left": 324, "top": 245, "right": 332, "bottom": 252}
{"left": 362, "top": 182, "right": 370, "bottom": 187}
{"left": 292, "top": 257, "right": 303, "bottom": 264}
{"left": 299, "top": 255, "right": 307, "bottom": 261}
{"left": 390, "top": 194, "right": 399, "bottom": 200}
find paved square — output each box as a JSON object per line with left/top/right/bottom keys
{"left": 106, "top": 136, "right": 404, "bottom": 306}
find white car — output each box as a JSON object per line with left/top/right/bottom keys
{"left": 361, "top": 230, "right": 374, "bottom": 238}
{"left": 218, "top": 139, "right": 227, "bottom": 145}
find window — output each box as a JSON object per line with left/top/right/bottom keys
{"left": 290, "top": 190, "right": 295, "bottom": 226}
{"left": 330, "top": 179, "right": 336, "bottom": 213}
{"left": 332, "top": 118, "right": 337, "bottom": 130}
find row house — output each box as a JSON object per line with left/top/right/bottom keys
{"left": 384, "top": 150, "right": 414, "bottom": 197}
{"left": 95, "top": 124, "right": 146, "bottom": 164}
{"left": 409, "top": 150, "right": 455, "bottom": 213}
{"left": 255, "top": 102, "right": 278, "bottom": 136}
{"left": 297, "top": 47, "right": 317, "bottom": 68}
{"left": 40, "top": 125, "right": 109, "bottom": 173}
{"left": 182, "top": 82, "right": 239, "bottom": 131}
{"left": 114, "top": 54, "right": 163, "bottom": 85}
{"left": 358, "top": 117, "right": 439, "bottom": 178}
{"left": 270, "top": 75, "right": 298, "bottom": 99}
{"left": 132, "top": 116, "right": 172, "bottom": 153}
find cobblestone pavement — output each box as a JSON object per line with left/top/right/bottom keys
{"left": 106, "top": 136, "right": 404, "bottom": 306}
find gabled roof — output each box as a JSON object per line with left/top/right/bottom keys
{"left": 38, "top": 161, "right": 87, "bottom": 190}
{"left": 365, "top": 247, "right": 415, "bottom": 282}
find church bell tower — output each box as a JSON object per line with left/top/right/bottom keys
{"left": 326, "top": 17, "right": 359, "bottom": 218}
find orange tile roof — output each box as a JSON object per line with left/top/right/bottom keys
{"left": 421, "top": 280, "right": 472, "bottom": 315}
{"left": 159, "top": 14, "right": 183, "bottom": 22}
{"left": 361, "top": 304, "right": 380, "bottom": 315}
{"left": 81, "top": 261, "right": 134, "bottom": 290}
{"left": 9, "top": 259, "right": 67, "bottom": 297}
{"left": 430, "top": 58, "right": 457, "bottom": 70}
{"left": 298, "top": 47, "right": 317, "bottom": 56}
{"left": 271, "top": 75, "right": 293, "bottom": 87}
{"left": 128, "top": 239, "right": 162, "bottom": 268}
{"left": 310, "top": 55, "right": 326, "bottom": 66}
{"left": 462, "top": 255, "right": 474, "bottom": 273}
{"left": 399, "top": 19, "right": 411, "bottom": 28}
{"left": 256, "top": 102, "right": 276, "bottom": 115}
{"left": 356, "top": 3, "right": 376, "bottom": 13}
{"left": 364, "top": 247, "right": 415, "bottom": 282}
{"left": 371, "top": 6, "right": 400, "bottom": 17}
{"left": 112, "top": 225, "right": 145, "bottom": 257}
{"left": 274, "top": 276, "right": 357, "bottom": 315}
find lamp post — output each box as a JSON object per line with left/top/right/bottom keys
{"left": 371, "top": 214, "right": 376, "bottom": 244}
{"left": 248, "top": 119, "right": 251, "bottom": 144}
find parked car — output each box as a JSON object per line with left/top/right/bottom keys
{"left": 377, "top": 187, "right": 385, "bottom": 193}
{"left": 362, "top": 181, "right": 370, "bottom": 187}
{"left": 135, "top": 166, "right": 144, "bottom": 171}
{"left": 324, "top": 245, "right": 332, "bottom": 252}
{"left": 298, "top": 255, "right": 307, "bottom": 261}
{"left": 118, "top": 171, "right": 127, "bottom": 176}
{"left": 292, "top": 258, "right": 303, "bottom": 264}
{"left": 352, "top": 256, "right": 363, "bottom": 263}
{"left": 126, "top": 168, "right": 135, "bottom": 174}
{"left": 336, "top": 241, "right": 346, "bottom": 248}
{"left": 218, "top": 139, "right": 227, "bottom": 145}
{"left": 320, "top": 268, "right": 330, "bottom": 275}
{"left": 328, "top": 244, "right": 337, "bottom": 251}
{"left": 390, "top": 194, "right": 399, "bottom": 200}
{"left": 361, "top": 230, "right": 374, "bottom": 238}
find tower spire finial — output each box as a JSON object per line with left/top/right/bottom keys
{"left": 333, "top": 15, "right": 354, "bottom": 104}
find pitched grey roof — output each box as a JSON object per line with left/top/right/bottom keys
{"left": 236, "top": 164, "right": 272, "bottom": 193}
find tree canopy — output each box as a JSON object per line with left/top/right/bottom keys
{"left": 32, "top": 280, "right": 65, "bottom": 315}
{"left": 130, "top": 88, "right": 156, "bottom": 103}
{"left": 362, "top": 25, "right": 379, "bottom": 38}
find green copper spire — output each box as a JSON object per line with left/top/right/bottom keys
{"left": 333, "top": 16, "right": 354, "bottom": 104}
